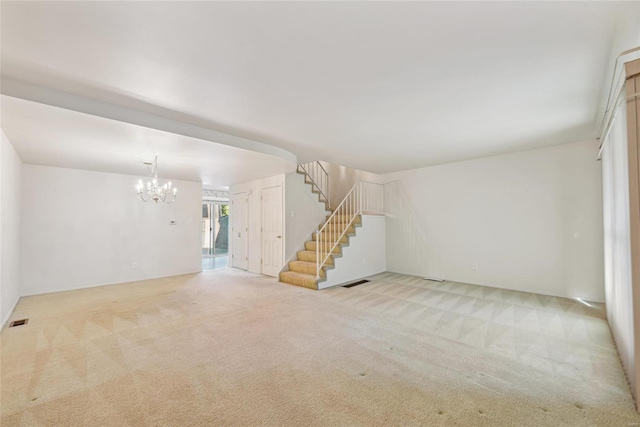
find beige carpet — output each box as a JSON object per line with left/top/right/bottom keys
{"left": 1, "top": 269, "right": 638, "bottom": 426}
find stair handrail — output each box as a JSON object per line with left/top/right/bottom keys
{"left": 315, "top": 181, "right": 384, "bottom": 278}
{"left": 298, "top": 161, "right": 330, "bottom": 210}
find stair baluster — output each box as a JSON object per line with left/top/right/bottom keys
{"left": 280, "top": 165, "right": 383, "bottom": 289}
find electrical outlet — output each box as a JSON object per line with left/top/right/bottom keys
{"left": 132, "top": 262, "right": 138, "bottom": 269}
{"left": 472, "top": 263, "right": 478, "bottom": 271}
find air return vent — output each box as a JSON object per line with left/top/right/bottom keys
{"left": 343, "top": 280, "right": 370, "bottom": 288}
{"left": 9, "top": 319, "right": 28, "bottom": 327}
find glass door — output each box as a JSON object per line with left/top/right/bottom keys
{"left": 202, "top": 203, "right": 229, "bottom": 257}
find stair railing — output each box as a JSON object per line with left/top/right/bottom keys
{"left": 315, "top": 181, "right": 384, "bottom": 278}
{"left": 298, "top": 161, "right": 330, "bottom": 209}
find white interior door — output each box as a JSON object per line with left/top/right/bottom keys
{"left": 261, "top": 185, "right": 283, "bottom": 277}
{"left": 231, "top": 193, "right": 248, "bottom": 270}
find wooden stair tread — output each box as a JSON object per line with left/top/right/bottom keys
{"left": 297, "top": 250, "right": 339, "bottom": 263}
{"left": 312, "top": 233, "right": 351, "bottom": 243}
{"left": 326, "top": 214, "right": 361, "bottom": 220}
{"left": 313, "top": 227, "right": 355, "bottom": 236}
{"left": 279, "top": 271, "right": 320, "bottom": 290}
{"left": 305, "top": 242, "right": 343, "bottom": 254}
{"left": 285, "top": 168, "right": 370, "bottom": 291}
{"left": 290, "top": 260, "right": 332, "bottom": 268}
{"left": 325, "top": 217, "right": 361, "bottom": 225}
{"left": 289, "top": 260, "right": 329, "bottom": 277}
{"left": 290, "top": 260, "right": 315, "bottom": 266}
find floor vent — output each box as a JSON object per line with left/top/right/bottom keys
{"left": 9, "top": 319, "right": 28, "bottom": 327}
{"left": 344, "top": 280, "right": 370, "bottom": 288}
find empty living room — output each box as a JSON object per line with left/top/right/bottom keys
{"left": 2, "top": 1, "right": 640, "bottom": 426}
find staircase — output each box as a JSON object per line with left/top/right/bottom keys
{"left": 279, "top": 213, "right": 363, "bottom": 290}
{"left": 296, "top": 162, "right": 331, "bottom": 211}
{"left": 279, "top": 163, "right": 383, "bottom": 290}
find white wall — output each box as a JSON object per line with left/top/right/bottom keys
{"left": 230, "top": 174, "right": 285, "bottom": 274}
{"left": 320, "top": 161, "right": 382, "bottom": 209}
{"left": 320, "top": 215, "right": 386, "bottom": 289}
{"left": 0, "top": 130, "right": 23, "bottom": 327}
{"left": 382, "top": 141, "right": 605, "bottom": 302}
{"left": 284, "top": 172, "right": 330, "bottom": 263}
{"left": 20, "top": 165, "right": 202, "bottom": 295}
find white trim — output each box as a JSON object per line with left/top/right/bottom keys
{"left": 387, "top": 269, "right": 605, "bottom": 304}
{"left": 1, "top": 296, "right": 21, "bottom": 330}
{"left": 259, "top": 184, "right": 285, "bottom": 277}
{"left": 598, "top": 46, "right": 640, "bottom": 139}
{"left": 1, "top": 79, "right": 298, "bottom": 165}
{"left": 20, "top": 269, "right": 202, "bottom": 297}
{"left": 203, "top": 189, "right": 229, "bottom": 203}
{"left": 597, "top": 90, "right": 640, "bottom": 159}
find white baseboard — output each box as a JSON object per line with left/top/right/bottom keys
{"left": 1, "top": 296, "right": 21, "bottom": 331}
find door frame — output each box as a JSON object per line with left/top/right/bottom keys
{"left": 230, "top": 192, "right": 249, "bottom": 270}
{"left": 260, "top": 184, "right": 284, "bottom": 277}
{"left": 202, "top": 202, "right": 229, "bottom": 258}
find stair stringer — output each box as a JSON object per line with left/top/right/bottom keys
{"left": 317, "top": 215, "right": 387, "bottom": 289}
{"left": 280, "top": 171, "right": 332, "bottom": 277}
{"left": 279, "top": 216, "right": 358, "bottom": 290}
{"left": 296, "top": 165, "right": 331, "bottom": 211}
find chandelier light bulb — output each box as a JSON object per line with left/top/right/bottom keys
{"left": 135, "top": 156, "right": 177, "bottom": 204}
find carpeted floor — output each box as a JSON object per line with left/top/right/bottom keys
{"left": 1, "top": 269, "right": 638, "bottom": 426}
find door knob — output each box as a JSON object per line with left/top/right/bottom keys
{"left": 277, "top": 235, "right": 282, "bottom": 239}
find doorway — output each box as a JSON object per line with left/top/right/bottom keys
{"left": 202, "top": 202, "right": 229, "bottom": 270}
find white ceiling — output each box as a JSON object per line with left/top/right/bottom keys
{"left": 1, "top": 95, "right": 294, "bottom": 187}
{"left": 1, "top": 1, "right": 639, "bottom": 175}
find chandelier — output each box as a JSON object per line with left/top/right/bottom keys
{"left": 136, "top": 156, "right": 177, "bottom": 203}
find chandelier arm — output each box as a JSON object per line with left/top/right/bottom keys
{"left": 139, "top": 192, "right": 152, "bottom": 202}
{"left": 135, "top": 156, "right": 177, "bottom": 204}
